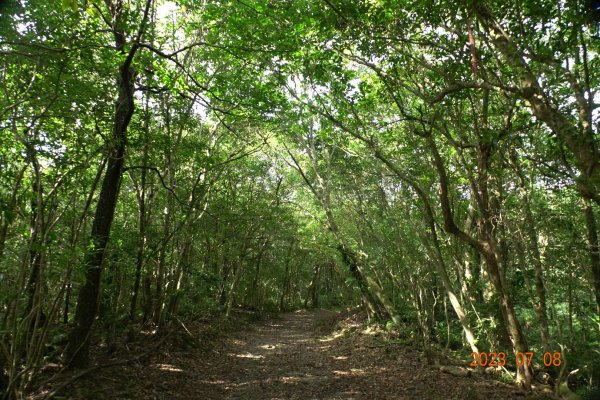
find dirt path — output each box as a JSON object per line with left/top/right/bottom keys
{"left": 49, "top": 310, "right": 549, "bottom": 399}
{"left": 191, "top": 310, "right": 345, "bottom": 399}
{"left": 143, "top": 310, "right": 536, "bottom": 400}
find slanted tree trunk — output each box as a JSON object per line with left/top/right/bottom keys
{"left": 426, "top": 131, "right": 533, "bottom": 388}
{"left": 306, "top": 97, "right": 478, "bottom": 335}
{"left": 65, "top": 0, "right": 151, "bottom": 368}
{"left": 355, "top": 142, "right": 480, "bottom": 353}
{"left": 287, "top": 138, "right": 398, "bottom": 323}
{"left": 475, "top": 1, "right": 600, "bottom": 328}
{"left": 474, "top": 3, "right": 600, "bottom": 204}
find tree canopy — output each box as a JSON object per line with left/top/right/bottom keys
{"left": 0, "top": 0, "right": 599, "bottom": 398}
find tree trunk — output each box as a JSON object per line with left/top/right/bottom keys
{"left": 305, "top": 263, "right": 321, "bottom": 308}
{"left": 246, "top": 238, "right": 268, "bottom": 308}
{"left": 511, "top": 152, "right": 551, "bottom": 353}
{"left": 142, "top": 273, "right": 153, "bottom": 324}
{"left": 279, "top": 240, "right": 295, "bottom": 311}
{"left": 474, "top": 3, "right": 600, "bottom": 203}
{"left": 65, "top": 139, "right": 130, "bottom": 366}
{"left": 0, "top": 164, "right": 25, "bottom": 268}
{"left": 427, "top": 132, "right": 533, "bottom": 388}
{"left": 225, "top": 265, "right": 243, "bottom": 318}
{"left": 226, "top": 242, "right": 248, "bottom": 318}
{"left": 338, "top": 245, "right": 389, "bottom": 321}
{"left": 218, "top": 258, "right": 231, "bottom": 306}
{"left": 153, "top": 241, "right": 168, "bottom": 326}
{"left": 367, "top": 145, "right": 479, "bottom": 351}
{"left": 24, "top": 149, "right": 45, "bottom": 330}
{"left": 167, "top": 239, "right": 193, "bottom": 317}
{"left": 288, "top": 142, "right": 396, "bottom": 322}
{"left": 64, "top": 3, "right": 138, "bottom": 366}
{"left": 583, "top": 199, "right": 600, "bottom": 320}
{"left": 129, "top": 139, "right": 149, "bottom": 321}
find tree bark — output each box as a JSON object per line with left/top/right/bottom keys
{"left": 426, "top": 132, "right": 533, "bottom": 388}
{"left": 345, "top": 142, "right": 480, "bottom": 352}
{"left": 64, "top": 0, "right": 143, "bottom": 367}
{"left": 474, "top": 3, "right": 600, "bottom": 203}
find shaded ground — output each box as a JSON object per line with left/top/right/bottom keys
{"left": 37, "top": 310, "right": 554, "bottom": 399}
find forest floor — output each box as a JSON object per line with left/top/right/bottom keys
{"left": 33, "top": 309, "right": 555, "bottom": 400}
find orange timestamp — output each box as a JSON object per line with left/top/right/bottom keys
{"left": 469, "top": 351, "right": 562, "bottom": 367}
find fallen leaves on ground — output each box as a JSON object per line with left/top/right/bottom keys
{"left": 31, "top": 310, "right": 555, "bottom": 400}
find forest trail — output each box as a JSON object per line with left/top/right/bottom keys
{"left": 5, "top": 2, "right": 599, "bottom": 398}
{"left": 50, "top": 309, "right": 549, "bottom": 400}
{"left": 188, "top": 310, "right": 528, "bottom": 400}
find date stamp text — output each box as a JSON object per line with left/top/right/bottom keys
{"left": 469, "top": 351, "right": 562, "bottom": 367}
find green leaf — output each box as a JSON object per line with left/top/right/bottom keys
{"left": 62, "top": 0, "right": 78, "bottom": 12}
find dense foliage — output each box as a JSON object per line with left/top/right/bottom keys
{"left": 0, "top": 0, "right": 598, "bottom": 398}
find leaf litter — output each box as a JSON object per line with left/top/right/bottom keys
{"left": 31, "top": 309, "right": 555, "bottom": 399}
